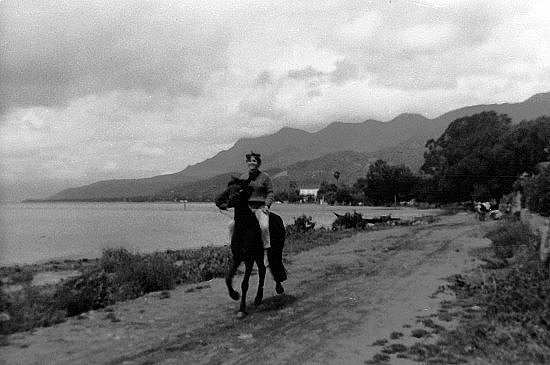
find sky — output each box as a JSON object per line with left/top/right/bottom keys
{"left": 1, "top": 0, "right": 549, "bottom": 201}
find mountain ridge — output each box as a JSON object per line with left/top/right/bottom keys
{"left": 48, "top": 92, "right": 550, "bottom": 201}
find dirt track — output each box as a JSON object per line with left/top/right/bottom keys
{"left": 2, "top": 213, "right": 493, "bottom": 365}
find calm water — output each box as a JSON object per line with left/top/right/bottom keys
{"left": 0, "top": 202, "right": 440, "bottom": 266}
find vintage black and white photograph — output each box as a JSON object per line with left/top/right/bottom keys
{"left": 1, "top": 0, "right": 549, "bottom": 363}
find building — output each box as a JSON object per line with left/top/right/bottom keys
{"left": 299, "top": 188, "right": 319, "bottom": 202}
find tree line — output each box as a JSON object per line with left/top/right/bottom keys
{"left": 277, "top": 112, "right": 549, "bottom": 212}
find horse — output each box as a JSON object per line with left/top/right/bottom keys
{"left": 215, "top": 177, "right": 287, "bottom": 318}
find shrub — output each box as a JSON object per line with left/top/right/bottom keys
{"left": 485, "top": 220, "right": 537, "bottom": 260}
{"left": 168, "top": 246, "right": 232, "bottom": 283}
{"left": 99, "top": 248, "right": 178, "bottom": 295}
{"left": 1, "top": 286, "right": 66, "bottom": 335}
{"left": 100, "top": 248, "right": 136, "bottom": 273}
{"left": 286, "top": 215, "right": 315, "bottom": 234}
{"left": 53, "top": 270, "right": 117, "bottom": 316}
{"left": 332, "top": 211, "right": 366, "bottom": 230}
{"left": 524, "top": 166, "right": 550, "bottom": 216}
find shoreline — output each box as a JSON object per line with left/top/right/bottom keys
{"left": 0, "top": 213, "right": 441, "bottom": 336}
{"left": 1, "top": 204, "right": 444, "bottom": 268}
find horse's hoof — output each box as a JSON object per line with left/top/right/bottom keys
{"left": 236, "top": 311, "right": 247, "bottom": 319}
{"left": 275, "top": 282, "right": 285, "bottom": 294}
{"left": 229, "top": 290, "right": 240, "bottom": 301}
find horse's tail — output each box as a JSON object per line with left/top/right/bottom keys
{"left": 268, "top": 212, "right": 285, "bottom": 249}
{"left": 268, "top": 212, "right": 287, "bottom": 282}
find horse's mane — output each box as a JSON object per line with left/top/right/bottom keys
{"left": 227, "top": 176, "right": 253, "bottom": 187}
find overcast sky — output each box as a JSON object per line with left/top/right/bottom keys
{"left": 1, "top": 0, "right": 549, "bottom": 200}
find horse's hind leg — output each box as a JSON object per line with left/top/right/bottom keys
{"left": 275, "top": 281, "right": 284, "bottom": 294}
{"left": 237, "top": 259, "right": 254, "bottom": 318}
{"left": 226, "top": 259, "right": 240, "bottom": 301}
{"left": 254, "top": 257, "right": 266, "bottom": 306}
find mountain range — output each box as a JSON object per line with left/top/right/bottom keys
{"left": 48, "top": 92, "right": 550, "bottom": 201}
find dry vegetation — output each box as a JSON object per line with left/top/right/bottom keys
{"left": 366, "top": 219, "right": 550, "bottom": 364}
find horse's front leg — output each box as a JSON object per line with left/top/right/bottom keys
{"left": 254, "top": 256, "right": 266, "bottom": 306}
{"left": 226, "top": 258, "right": 240, "bottom": 301}
{"left": 237, "top": 259, "right": 254, "bottom": 318}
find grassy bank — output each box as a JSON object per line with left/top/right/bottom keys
{"left": 366, "top": 218, "right": 550, "bottom": 364}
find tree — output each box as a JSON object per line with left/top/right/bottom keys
{"left": 421, "top": 113, "right": 550, "bottom": 202}
{"left": 333, "top": 171, "right": 340, "bottom": 185}
{"left": 361, "top": 159, "right": 418, "bottom": 205}
{"left": 523, "top": 165, "right": 550, "bottom": 216}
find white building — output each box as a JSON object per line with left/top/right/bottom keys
{"left": 299, "top": 188, "right": 319, "bottom": 202}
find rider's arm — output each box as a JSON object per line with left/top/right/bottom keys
{"left": 264, "top": 175, "right": 274, "bottom": 208}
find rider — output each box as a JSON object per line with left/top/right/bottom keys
{"left": 226, "top": 151, "right": 274, "bottom": 265}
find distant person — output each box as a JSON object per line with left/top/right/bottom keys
{"left": 227, "top": 151, "right": 274, "bottom": 265}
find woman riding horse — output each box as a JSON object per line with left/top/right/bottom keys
{"left": 215, "top": 153, "right": 286, "bottom": 316}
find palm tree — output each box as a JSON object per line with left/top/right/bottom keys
{"left": 333, "top": 171, "right": 341, "bottom": 185}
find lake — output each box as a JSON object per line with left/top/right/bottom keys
{"left": 0, "top": 202, "right": 441, "bottom": 266}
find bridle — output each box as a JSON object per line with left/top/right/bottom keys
{"left": 217, "top": 186, "right": 246, "bottom": 219}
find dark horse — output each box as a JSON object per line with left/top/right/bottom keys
{"left": 215, "top": 177, "right": 287, "bottom": 318}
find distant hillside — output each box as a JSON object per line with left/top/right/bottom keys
{"left": 364, "top": 134, "right": 433, "bottom": 172}
{"left": 364, "top": 92, "right": 550, "bottom": 170}
{"left": 48, "top": 92, "right": 550, "bottom": 201}
{"left": 155, "top": 151, "right": 381, "bottom": 201}
{"left": 285, "top": 151, "right": 374, "bottom": 187}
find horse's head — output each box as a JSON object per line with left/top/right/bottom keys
{"left": 226, "top": 177, "right": 253, "bottom": 208}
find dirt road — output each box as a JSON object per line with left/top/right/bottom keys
{"left": 2, "top": 213, "right": 492, "bottom": 364}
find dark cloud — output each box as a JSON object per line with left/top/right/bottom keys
{"left": 0, "top": 0, "right": 231, "bottom": 111}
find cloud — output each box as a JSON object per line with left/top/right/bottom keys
{"left": 0, "top": 0, "right": 232, "bottom": 111}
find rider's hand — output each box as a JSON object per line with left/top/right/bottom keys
{"left": 218, "top": 203, "right": 228, "bottom": 211}
{"left": 261, "top": 206, "right": 269, "bottom": 214}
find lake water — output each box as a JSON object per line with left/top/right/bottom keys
{"left": 0, "top": 202, "right": 441, "bottom": 266}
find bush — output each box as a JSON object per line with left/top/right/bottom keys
{"left": 286, "top": 215, "right": 315, "bottom": 234}
{"left": 285, "top": 228, "right": 354, "bottom": 254}
{"left": 332, "top": 211, "right": 366, "bottom": 230}
{"left": 99, "top": 248, "right": 178, "bottom": 295}
{"left": 485, "top": 220, "right": 537, "bottom": 260}
{"left": 53, "top": 270, "right": 117, "bottom": 316}
{"left": 1, "top": 286, "right": 66, "bottom": 335}
{"left": 167, "top": 246, "right": 232, "bottom": 283}
{"left": 524, "top": 166, "right": 550, "bottom": 216}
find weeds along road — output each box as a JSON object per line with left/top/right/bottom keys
{"left": 3, "top": 213, "right": 494, "bottom": 365}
